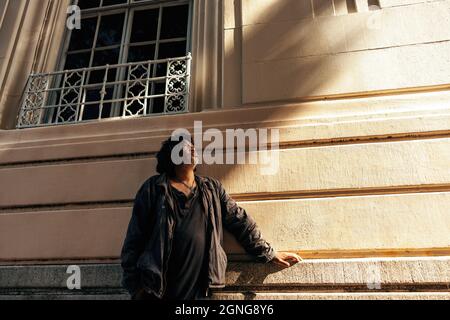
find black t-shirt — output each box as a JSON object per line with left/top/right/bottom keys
{"left": 163, "top": 183, "right": 209, "bottom": 300}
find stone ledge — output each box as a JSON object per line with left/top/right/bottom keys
{"left": 212, "top": 292, "right": 450, "bottom": 300}
{"left": 0, "top": 264, "right": 121, "bottom": 289}
{"left": 0, "top": 257, "right": 448, "bottom": 290}
{"left": 224, "top": 257, "right": 450, "bottom": 288}
{"left": 0, "top": 257, "right": 449, "bottom": 300}
{"left": 2, "top": 89, "right": 450, "bottom": 164}
{"left": 0, "top": 291, "right": 129, "bottom": 300}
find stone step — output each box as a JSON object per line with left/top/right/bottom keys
{"left": 1, "top": 291, "right": 449, "bottom": 300}
{"left": 224, "top": 256, "right": 450, "bottom": 290}
{"left": 0, "top": 257, "right": 448, "bottom": 300}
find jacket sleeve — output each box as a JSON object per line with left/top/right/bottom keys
{"left": 120, "top": 183, "right": 150, "bottom": 296}
{"left": 217, "top": 180, "right": 276, "bottom": 263}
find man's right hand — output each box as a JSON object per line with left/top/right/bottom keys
{"left": 271, "top": 251, "right": 303, "bottom": 268}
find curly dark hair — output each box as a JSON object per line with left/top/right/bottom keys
{"left": 156, "top": 135, "right": 195, "bottom": 178}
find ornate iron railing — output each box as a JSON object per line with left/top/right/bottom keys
{"left": 16, "top": 54, "right": 191, "bottom": 128}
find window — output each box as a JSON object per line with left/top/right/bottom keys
{"left": 17, "top": 0, "right": 192, "bottom": 128}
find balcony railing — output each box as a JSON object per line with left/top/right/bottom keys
{"left": 16, "top": 54, "right": 192, "bottom": 129}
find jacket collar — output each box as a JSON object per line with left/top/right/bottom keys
{"left": 156, "top": 173, "right": 211, "bottom": 191}
{"left": 155, "top": 173, "right": 213, "bottom": 212}
{"left": 155, "top": 173, "right": 169, "bottom": 189}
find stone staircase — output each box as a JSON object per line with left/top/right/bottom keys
{"left": 1, "top": 257, "right": 449, "bottom": 300}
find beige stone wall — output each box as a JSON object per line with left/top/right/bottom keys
{"left": 0, "top": 0, "right": 449, "bottom": 267}
{"left": 0, "top": 90, "right": 449, "bottom": 263}
{"left": 224, "top": 0, "right": 450, "bottom": 106}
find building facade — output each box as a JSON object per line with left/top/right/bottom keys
{"left": 0, "top": 0, "right": 449, "bottom": 299}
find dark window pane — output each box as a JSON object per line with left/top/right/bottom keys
{"left": 160, "top": 5, "right": 189, "bottom": 40}
{"left": 89, "top": 48, "right": 120, "bottom": 83}
{"left": 77, "top": 0, "right": 101, "bottom": 10}
{"left": 153, "top": 81, "right": 166, "bottom": 95}
{"left": 82, "top": 106, "right": 100, "bottom": 120}
{"left": 82, "top": 90, "right": 101, "bottom": 120}
{"left": 93, "top": 48, "right": 120, "bottom": 66}
{"left": 150, "top": 97, "right": 165, "bottom": 114}
{"left": 101, "top": 103, "right": 112, "bottom": 118}
{"left": 102, "top": 0, "right": 127, "bottom": 6}
{"left": 96, "top": 13, "right": 125, "bottom": 47}
{"left": 64, "top": 52, "right": 91, "bottom": 70}
{"left": 155, "top": 62, "right": 166, "bottom": 77}
{"left": 127, "top": 44, "right": 155, "bottom": 62}
{"left": 68, "top": 17, "right": 97, "bottom": 51}
{"left": 156, "top": 41, "right": 186, "bottom": 76}
{"left": 130, "top": 9, "right": 159, "bottom": 43}
{"left": 149, "top": 82, "right": 166, "bottom": 114}
{"left": 158, "top": 41, "right": 187, "bottom": 59}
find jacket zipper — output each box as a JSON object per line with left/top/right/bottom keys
{"left": 160, "top": 178, "right": 221, "bottom": 299}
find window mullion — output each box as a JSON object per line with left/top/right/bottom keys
{"left": 115, "top": 7, "right": 135, "bottom": 118}
{"left": 86, "top": 14, "right": 102, "bottom": 85}
{"left": 148, "top": 5, "right": 163, "bottom": 115}
{"left": 76, "top": 13, "right": 102, "bottom": 122}
{"left": 110, "top": 8, "right": 132, "bottom": 118}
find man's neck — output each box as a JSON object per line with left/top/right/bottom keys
{"left": 174, "top": 167, "right": 195, "bottom": 184}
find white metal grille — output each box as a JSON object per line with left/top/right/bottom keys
{"left": 16, "top": 54, "right": 191, "bottom": 128}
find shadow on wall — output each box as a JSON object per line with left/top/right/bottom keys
{"left": 208, "top": 0, "right": 362, "bottom": 181}
{"left": 244, "top": 0, "right": 362, "bottom": 104}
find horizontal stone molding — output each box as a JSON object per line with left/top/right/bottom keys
{"left": 1, "top": 192, "right": 449, "bottom": 262}
{"left": 1, "top": 89, "right": 450, "bottom": 164}
{"left": 2, "top": 184, "right": 450, "bottom": 213}
{"left": 0, "top": 116, "right": 449, "bottom": 167}
{"left": 1, "top": 137, "right": 450, "bottom": 208}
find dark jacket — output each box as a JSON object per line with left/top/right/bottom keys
{"left": 120, "top": 174, "right": 276, "bottom": 299}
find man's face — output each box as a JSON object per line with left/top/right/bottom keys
{"left": 181, "top": 140, "right": 199, "bottom": 168}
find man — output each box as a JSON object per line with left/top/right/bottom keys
{"left": 120, "top": 136, "right": 302, "bottom": 300}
